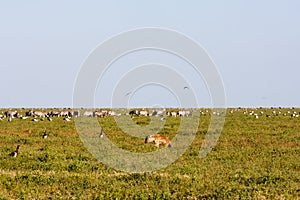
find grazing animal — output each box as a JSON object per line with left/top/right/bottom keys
{"left": 151, "top": 110, "right": 158, "bottom": 116}
{"left": 178, "top": 110, "right": 192, "bottom": 117}
{"left": 170, "top": 111, "right": 178, "bottom": 117}
{"left": 129, "top": 110, "right": 139, "bottom": 116}
{"left": 166, "top": 111, "right": 178, "bottom": 117}
{"left": 95, "top": 110, "right": 107, "bottom": 118}
{"left": 145, "top": 134, "right": 171, "bottom": 147}
{"left": 151, "top": 110, "right": 164, "bottom": 117}
{"left": 33, "top": 111, "right": 47, "bottom": 118}
{"left": 49, "top": 111, "right": 60, "bottom": 117}
{"left": 63, "top": 117, "right": 71, "bottom": 122}
{"left": 5, "top": 110, "right": 18, "bottom": 118}
{"left": 25, "top": 110, "right": 34, "bottom": 117}
{"left": 9, "top": 145, "right": 20, "bottom": 157}
{"left": 60, "top": 111, "right": 69, "bottom": 117}
{"left": 139, "top": 110, "right": 148, "bottom": 116}
{"left": 73, "top": 111, "right": 80, "bottom": 118}
{"left": 83, "top": 111, "right": 94, "bottom": 117}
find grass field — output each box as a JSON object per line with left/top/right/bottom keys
{"left": 0, "top": 108, "right": 299, "bottom": 199}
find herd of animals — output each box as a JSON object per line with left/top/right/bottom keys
{"left": 2, "top": 108, "right": 189, "bottom": 157}
{"left": 0, "top": 108, "right": 193, "bottom": 122}
{"left": 2, "top": 107, "right": 300, "bottom": 157}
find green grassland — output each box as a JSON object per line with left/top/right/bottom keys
{"left": 0, "top": 108, "right": 299, "bottom": 199}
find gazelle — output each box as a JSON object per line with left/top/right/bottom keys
{"left": 145, "top": 134, "right": 171, "bottom": 148}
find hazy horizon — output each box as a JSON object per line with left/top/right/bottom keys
{"left": 1, "top": 1, "right": 300, "bottom": 108}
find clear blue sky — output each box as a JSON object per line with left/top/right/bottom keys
{"left": 1, "top": 1, "right": 300, "bottom": 108}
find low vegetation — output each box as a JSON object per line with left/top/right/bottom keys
{"left": 0, "top": 108, "right": 299, "bottom": 199}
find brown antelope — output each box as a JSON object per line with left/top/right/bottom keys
{"left": 145, "top": 134, "right": 171, "bottom": 148}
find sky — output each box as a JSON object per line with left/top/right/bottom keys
{"left": 1, "top": 1, "right": 300, "bottom": 108}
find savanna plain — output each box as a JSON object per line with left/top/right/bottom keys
{"left": 0, "top": 108, "right": 299, "bottom": 199}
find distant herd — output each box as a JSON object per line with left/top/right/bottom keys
{"left": 3, "top": 107, "right": 300, "bottom": 155}
{"left": 228, "top": 107, "right": 300, "bottom": 119}
{"left": 1, "top": 107, "right": 300, "bottom": 123}
{"left": 0, "top": 108, "right": 194, "bottom": 122}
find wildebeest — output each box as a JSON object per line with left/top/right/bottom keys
{"left": 139, "top": 110, "right": 149, "bottom": 116}
{"left": 63, "top": 117, "right": 71, "bottom": 122}
{"left": 94, "top": 110, "right": 108, "bottom": 118}
{"left": 108, "top": 110, "right": 121, "bottom": 116}
{"left": 167, "top": 111, "right": 178, "bottom": 117}
{"left": 48, "top": 111, "right": 60, "bottom": 117}
{"left": 26, "top": 110, "right": 48, "bottom": 118}
{"left": 151, "top": 110, "right": 158, "bottom": 116}
{"left": 178, "top": 110, "right": 192, "bottom": 117}
{"left": 25, "top": 110, "right": 34, "bottom": 117}
{"left": 73, "top": 111, "right": 80, "bottom": 118}
{"left": 33, "top": 111, "right": 48, "bottom": 118}
{"left": 59, "top": 111, "right": 70, "bottom": 117}
{"left": 5, "top": 110, "right": 18, "bottom": 118}
{"left": 151, "top": 110, "right": 164, "bottom": 117}
{"left": 129, "top": 110, "right": 140, "bottom": 116}
{"left": 83, "top": 111, "right": 95, "bottom": 117}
